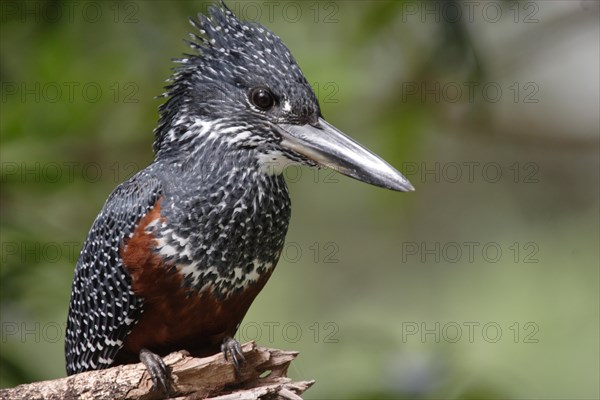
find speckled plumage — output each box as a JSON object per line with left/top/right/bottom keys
{"left": 66, "top": 3, "right": 306, "bottom": 375}
{"left": 66, "top": 173, "right": 161, "bottom": 372}
{"left": 65, "top": 1, "right": 413, "bottom": 381}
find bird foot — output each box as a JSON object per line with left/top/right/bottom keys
{"left": 221, "top": 336, "right": 245, "bottom": 373}
{"left": 139, "top": 348, "right": 171, "bottom": 396}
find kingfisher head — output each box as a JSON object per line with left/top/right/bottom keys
{"left": 154, "top": 1, "right": 413, "bottom": 192}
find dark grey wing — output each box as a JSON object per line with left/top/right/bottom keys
{"left": 65, "top": 173, "right": 162, "bottom": 375}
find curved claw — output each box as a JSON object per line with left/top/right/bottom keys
{"left": 139, "top": 348, "right": 170, "bottom": 396}
{"left": 221, "top": 336, "right": 245, "bottom": 373}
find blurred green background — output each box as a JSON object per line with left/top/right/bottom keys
{"left": 1, "top": 1, "right": 598, "bottom": 398}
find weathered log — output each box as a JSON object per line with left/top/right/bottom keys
{"left": 0, "top": 342, "right": 313, "bottom": 400}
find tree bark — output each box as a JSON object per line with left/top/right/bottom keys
{"left": 0, "top": 342, "right": 313, "bottom": 400}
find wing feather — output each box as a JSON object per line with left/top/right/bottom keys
{"left": 65, "top": 173, "right": 162, "bottom": 374}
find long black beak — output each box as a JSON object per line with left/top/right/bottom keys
{"left": 277, "top": 117, "right": 414, "bottom": 192}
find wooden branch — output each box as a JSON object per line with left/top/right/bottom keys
{"left": 0, "top": 342, "right": 314, "bottom": 400}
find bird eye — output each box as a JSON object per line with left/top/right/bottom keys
{"left": 250, "top": 88, "right": 275, "bottom": 110}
